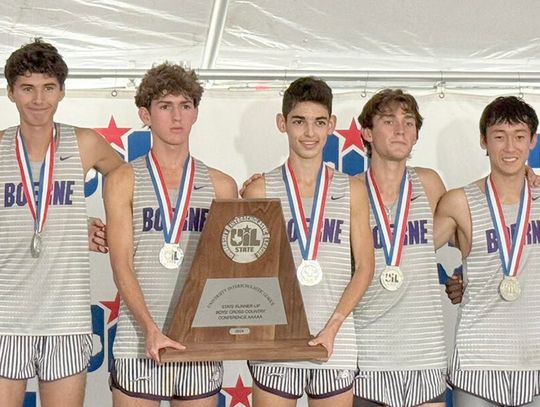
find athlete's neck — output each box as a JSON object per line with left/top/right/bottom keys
{"left": 151, "top": 139, "right": 190, "bottom": 187}
{"left": 288, "top": 155, "right": 325, "bottom": 198}
{"left": 18, "top": 122, "right": 55, "bottom": 161}
{"left": 369, "top": 156, "right": 408, "bottom": 205}
{"left": 151, "top": 139, "right": 189, "bottom": 168}
{"left": 488, "top": 171, "right": 526, "bottom": 204}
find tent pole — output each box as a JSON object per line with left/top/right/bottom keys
{"left": 200, "top": 0, "right": 230, "bottom": 69}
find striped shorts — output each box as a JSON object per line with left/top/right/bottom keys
{"left": 249, "top": 363, "right": 356, "bottom": 399}
{"left": 450, "top": 350, "right": 540, "bottom": 406}
{"left": 111, "top": 358, "right": 223, "bottom": 400}
{"left": 353, "top": 369, "right": 447, "bottom": 407}
{"left": 0, "top": 334, "right": 92, "bottom": 381}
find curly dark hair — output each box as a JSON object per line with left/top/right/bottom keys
{"left": 358, "top": 89, "right": 423, "bottom": 158}
{"left": 480, "top": 96, "right": 538, "bottom": 138}
{"left": 135, "top": 62, "right": 204, "bottom": 109}
{"left": 282, "top": 77, "right": 333, "bottom": 118}
{"left": 4, "top": 38, "right": 68, "bottom": 88}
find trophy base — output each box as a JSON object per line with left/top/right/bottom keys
{"left": 160, "top": 339, "right": 327, "bottom": 362}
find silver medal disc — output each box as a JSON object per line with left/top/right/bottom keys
{"left": 297, "top": 260, "right": 323, "bottom": 286}
{"left": 30, "top": 232, "right": 42, "bottom": 258}
{"left": 159, "top": 244, "right": 184, "bottom": 269}
{"left": 499, "top": 276, "right": 521, "bottom": 301}
{"left": 380, "top": 266, "right": 404, "bottom": 291}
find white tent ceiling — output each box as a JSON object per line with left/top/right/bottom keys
{"left": 1, "top": 0, "right": 540, "bottom": 91}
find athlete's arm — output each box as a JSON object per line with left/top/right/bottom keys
{"left": 240, "top": 173, "right": 264, "bottom": 197}
{"left": 434, "top": 188, "right": 472, "bottom": 304}
{"left": 104, "top": 163, "right": 184, "bottom": 362}
{"left": 208, "top": 168, "right": 239, "bottom": 199}
{"left": 309, "top": 176, "right": 375, "bottom": 358}
{"left": 433, "top": 187, "right": 472, "bottom": 254}
{"left": 525, "top": 165, "right": 540, "bottom": 187}
{"left": 240, "top": 175, "right": 266, "bottom": 199}
{"left": 417, "top": 168, "right": 467, "bottom": 303}
{"left": 76, "top": 127, "right": 123, "bottom": 177}
{"left": 76, "top": 127, "right": 122, "bottom": 253}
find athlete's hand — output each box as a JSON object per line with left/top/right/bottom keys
{"left": 445, "top": 275, "right": 464, "bottom": 304}
{"left": 240, "top": 173, "right": 263, "bottom": 197}
{"left": 525, "top": 165, "right": 540, "bottom": 187}
{"left": 308, "top": 327, "right": 335, "bottom": 361}
{"left": 145, "top": 327, "right": 185, "bottom": 363}
{"left": 88, "top": 217, "right": 108, "bottom": 253}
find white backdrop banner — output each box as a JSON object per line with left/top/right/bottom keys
{"left": 3, "top": 89, "right": 540, "bottom": 407}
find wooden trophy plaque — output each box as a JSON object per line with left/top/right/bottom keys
{"left": 161, "top": 198, "right": 327, "bottom": 362}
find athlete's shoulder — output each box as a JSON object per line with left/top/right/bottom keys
{"left": 207, "top": 166, "right": 238, "bottom": 199}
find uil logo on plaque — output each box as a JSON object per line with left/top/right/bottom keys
{"left": 222, "top": 215, "right": 270, "bottom": 263}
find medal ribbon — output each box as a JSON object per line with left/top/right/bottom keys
{"left": 366, "top": 167, "right": 412, "bottom": 267}
{"left": 485, "top": 176, "right": 531, "bottom": 278}
{"left": 146, "top": 152, "right": 195, "bottom": 244}
{"left": 282, "top": 160, "right": 330, "bottom": 260}
{"left": 15, "top": 125, "right": 57, "bottom": 234}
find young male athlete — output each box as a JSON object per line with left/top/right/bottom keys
{"left": 0, "top": 39, "right": 122, "bottom": 407}
{"left": 243, "top": 76, "right": 375, "bottom": 407}
{"left": 435, "top": 96, "right": 540, "bottom": 407}
{"left": 105, "top": 62, "right": 238, "bottom": 406}
{"left": 353, "top": 89, "right": 447, "bottom": 407}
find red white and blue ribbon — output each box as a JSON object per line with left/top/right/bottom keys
{"left": 146, "top": 151, "right": 195, "bottom": 244}
{"left": 485, "top": 176, "right": 531, "bottom": 278}
{"left": 15, "top": 125, "right": 57, "bottom": 234}
{"left": 365, "top": 167, "right": 412, "bottom": 267}
{"left": 282, "top": 161, "right": 330, "bottom": 260}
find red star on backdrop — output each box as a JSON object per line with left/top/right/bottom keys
{"left": 95, "top": 116, "right": 131, "bottom": 150}
{"left": 223, "top": 376, "right": 252, "bottom": 407}
{"left": 100, "top": 292, "right": 120, "bottom": 324}
{"left": 336, "top": 118, "right": 365, "bottom": 152}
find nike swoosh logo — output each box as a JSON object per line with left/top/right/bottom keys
{"left": 267, "top": 373, "right": 285, "bottom": 378}
{"left": 338, "top": 370, "right": 352, "bottom": 379}
{"left": 132, "top": 375, "right": 151, "bottom": 382}
{"left": 59, "top": 156, "right": 73, "bottom": 161}
{"left": 331, "top": 195, "right": 344, "bottom": 200}
{"left": 193, "top": 185, "right": 205, "bottom": 190}
{"left": 533, "top": 195, "right": 540, "bottom": 201}
{"left": 411, "top": 194, "right": 421, "bottom": 201}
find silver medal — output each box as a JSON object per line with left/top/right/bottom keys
{"left": 297, "top": 260, "right": 323, "bottom": 286}
{"left": 30, "top": 232, "right": 42, "bottom": 258}
{"left": 380, "top": 266, "right": 404, "bottom": 291}
{"left": 499, "top": 276, "right": 521, "bottom": 301}
{"left": 159, "top": 243, "right": 184, "bottom": 269}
